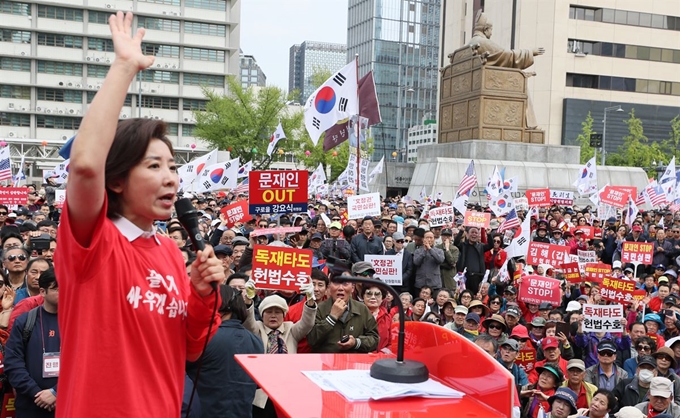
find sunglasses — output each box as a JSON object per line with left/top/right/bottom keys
{"left": 490, "top": 300, "right": 501, "bottom": 305}
{"left": 493, "top": 240, "right": 501, "bottom": 243}
{"left": 359, "top": 271, "right": 373, "bottom": 277}
{"left": 0, "top": 212, "right": 7, "bottom": 216}
{"left": 365, "top": 291, "right": 382, "bottom": 298}
{"left": 0, "top": 281, "right": 5, "bottom": 286}
{"left": 7, "top": 254, "right": 26, "bottom": 262}
{"left": 658, "top": 355, "right": 673, "bottom": 362}
{"left": 487, "top": 324, "right": 503, "bottom": 330}
{"left": 396, "top": 240, "right": 404, "bottom": 243}
{"left": 637, "top": 345, "right": 652, "bottom": 352}
{"left": 599, "top": 351, "right": 616, "bottom": 357}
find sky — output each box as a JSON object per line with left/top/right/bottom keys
{"left": 240, "top": 0, "right": 349, "bottom": 91}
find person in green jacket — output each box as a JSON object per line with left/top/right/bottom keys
{"left": 437, "top": 228, "right": 460, "bottom": 291}
{"left": 307, "top": 274, "right": 379, "bottom": 353}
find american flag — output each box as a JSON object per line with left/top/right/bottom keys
{"left": 457, "top": 160, "right": 477, "bottom": 197}
{"left": 634, "top": 191, "right": 646, "bottom": 207}
{"left": 645, "top": 181, "right": 667, "bottom": 207}
{"left": 498, "top": 208, "right": 520, "bottom": 233}
{"left": 0, "top": 147, "right": 12, "bottom": 181}
{"left": 232, "top": 178, "right": 249, "bottom": 195}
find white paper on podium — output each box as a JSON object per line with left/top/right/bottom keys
{"left": 302, "top": 369, "right": 464, "bottom": 401}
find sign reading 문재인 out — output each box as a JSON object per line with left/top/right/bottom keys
{"left": 249, "top": 170, "right": 308, "bottom": 215}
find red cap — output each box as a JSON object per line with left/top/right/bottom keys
{"left": 542, "top": 336, "right": 559, "bottom": 349}
{"left": 510, "top": 324, "right": 529, "bottom": 340}
{"left": 632, "top": 225, "right": 643, "bottom": 232}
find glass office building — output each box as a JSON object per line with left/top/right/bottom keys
{"left": 288, "top": 41, "right": 347, "bottom": 104}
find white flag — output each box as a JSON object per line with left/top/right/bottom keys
{"left": 573, "top": 156, "right": 598, "bottom": 195}
{"left": 485, "top": 165, "right": 503, "bottom": 198}
{"left": 626, "top": 195, "right": 639, "bottom": 229}
{"left": 590, "top": 183, "right": 609, "bottom": 207}
{"left": 304, "top": 60, "right": 358, "bottom": 145}
{"left": 502, "top": 176, "right": 519, "bottom": 193}
{"left": 419, "top": 185, "right": 428, "bottom": 201}
{"left": 489, "top": 192, "right": 514, "bottom": 216}
{"left": 237, "top": 161, "right": 252, "bottom": 178}
{"left": 13, "top": 154, "right": 25, "bottom": 186}
{"left": 194, "top": 158, "right": 240, "bottom": 193}
{"left": 506, "top": 208, "right": 532, "bottom": 258}
{"left": 44, "top": 159, "right": 70, "bottom": 185}
{"left": 368, "top": 156, "right": 384, "bottom": 184}
{"left": 178, "top": 149, "right": 218, "bottom": 191}
{"left": 308, "top": 163, "right": 327, "bottom": 192}
{"left": 659, "top": 157, "right": 676, "bottom": 200}
{"left": 266, "top": 122, "right": 287, "bottom": 156}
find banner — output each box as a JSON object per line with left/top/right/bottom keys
{"left": 249, "top": 170, "right": 308, "bottom": 215}
{"left": 463, "top": 211, "right": 491, "bottom": 229}
{"left": 621, "top": 241, "right": 654, "bottom": 265}
{"left": 526, "top": 242, "right": 570, "bottom": 267}
{"left": 525, "top": 188, "right": 551, "bottom": 207}
{"left": 249, "top": 226, "right": 301, "bottom": 238}
{"left": 550, "top": 190, "right": 574, "bottom": 206}
{"left": 583, "top": 304, "right": 624, "bottom": 333}
{"left": 0, "top": 188, "right": 28, "bottom": 206}
{"left": 562, "top": 262, "right": 582, "bottom": 283}
{"left": 251, "top": 245, "right": 312, "bottom": 291}
{"left": 347, "top": 192, "right": 381, "bottom": 219}
{"left": 364, "top": 255, "right": 402, "bottom": 286}
{"left": 518, "top": 275, "right": 561, "bottom": 305}
{"left": 220, "top": 201, "right": 252, "bottom": 227}
{"left": 584, "top": 263, "right": 612, "bottom": 282}
{"left": 428, "top": 206, "right": 454, "bottom": 227}
{"left": 600, "top": 277, "right": 636, "bottom": 304}
{"left": 599, "top": 186, "right": 629, "bottom": 208}
{"left": 516, "top": 348, "right": 537, "bottom": 374}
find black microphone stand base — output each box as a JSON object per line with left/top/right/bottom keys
{"left": 370, "top": 358, "right": 429, "bottom": 384}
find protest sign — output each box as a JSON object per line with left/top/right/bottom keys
{"left": 251, "top": 245, "right": 312, "bottom": 291}
{"left": 250, "top": 226, "right": 301, "bottom": 238}
{"left": 249, "top": 170, "right": 308, "bottom": 215}
{"left": 1, "top": 393, "right": 15, "bottom": 418}
{"left": 574, "top": 226, "right": 595, "bottom": 240}
{"left": 577, "top": 250, "right": 597, "bottom": 263}
{"left": 513, "top": 197, "right": 528, "bottom": 211}
{"left": 54, "top": 190, "right": 66, "bottom": 209}
{"left": 599, "top": 186, "right": 629, "bottom": 208}
{"left": 518, "top": 275, "right": 561, "bottom": 305}
{"left": 550, "top": 190, "right": 574, "bottom": 206}
{"left": 526, "top": 242, "right": 570, "bottom": 267}
{"left": 516, "top": 348, "right": 537, "bottom": 374}
{"left": 584, "top": 263, "right": 612, "bottom": 282}
{"left": 600, "top": 276, "right": 636, "bottom": 304}
{"left": 621, "top": 242, "right": 654, "bottom": 265}
{"left": 428, "top": 206, "right": 454, "bottom": 227}
{"left": 611, "top": 186, "right": 637, "bottom": 201}
{"left": 0, "top": 188, "right": 27, "bottom": 206}
{"left": 463, "top": 211, "right": 491, "bottom": 229}
{"left": 561, "top": 262, "right": 582, "bottom": 283}
{"left": 220, "top": 201, "right": 252, "bottom": 227}
{"left": 364, "top": 255, "right": 402, "bottom": 286}
{"left": 583, "top": 304, "right": 624, "bottom": 333}
{"left": 525, "top": 188, "right": 551, "bottom": 207}
{"left": 347, "top": 192, "right": 381, "bottom": 218}
{"left": 632, "top": 289, "right": 646, "bottom": 302}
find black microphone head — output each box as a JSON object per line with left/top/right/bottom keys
{"left": 174, "top": 198, "right": 199, "bottom": 229}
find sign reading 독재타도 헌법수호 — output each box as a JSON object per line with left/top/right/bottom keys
{"left": 428, "top": 206, "right": 454, "bottom": 227}
{"left": 582, "top": 303, "right": 624, "bottom": 333}
{"left": 248, "top": 170, "right": 308, "bottom": 215}
{"left": 251, "top": 245, "right": 312, "bottom": 292}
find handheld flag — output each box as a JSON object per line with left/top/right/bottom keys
{"left": 266, "top": 122, "right": 287, "bottom": 156}
{"left": 485, "top": 165, "right": 503, "bottom": 199}
{"left": 502, "top": 176, "right": 518, "bottom": 193}
{"left": 625, "top": 195, "right": 639, "bottom": 229}
{"left": 58, "top": 135, "right": 75, "bottom": 160}
{"left": 659, "top": 156, "right": 676, "bottom": 200}
{"left": 498, "top": 208, "right": 520, "bottom": 233}
{"left": 194, "top": 158, "right": 240, "bottom": 193}
{"left": 237, "top": 161, "right": 252, "bottom": 178}
{"left": 0, "top": 147, "right": 12, "bottom": 181}
{"left": 368, "top": 156, "right": 384, "bottom": 184}
{"left": 489, "top": 191, "right": 514, "bottom": 216}
{"left": 44, "top": 159, "right": 70, "bottom": 185}
{"left": 178, "top": 149, "right": 218, "bottom": 191}
{"left": 13, "top": 154, "right": 25, "bottom": 186}
{"left": 453, "top": 160, "right": 477, "bottom": 215}
{"left": 506, "top": 208, "right": 532, "bottom": 258}
{"left": 573, "top": 156, "right": 598, "bottom": 195}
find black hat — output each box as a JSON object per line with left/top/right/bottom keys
{"left": 441, "top": 228, "right": 453, "bottom": 236}
{"left": 597, "top": 339, "right": 617, "bottom": 353}
{"left": 504, "top": 285, "right": 517, "bottom": 295}
{"left": 214, "top": 245, "right": 233, "bottom": 257}
{"left": 539, "top": 302, "right": 553, "bottom": 310}
{"left": 664, "top": 295, "right": 678, "bottom": 307}
{"left": 638, "top": 355, "right": 657, "bottom": 369}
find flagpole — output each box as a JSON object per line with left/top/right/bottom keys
{"left": 355, "top": 54, "right": 360, "bottom": 195}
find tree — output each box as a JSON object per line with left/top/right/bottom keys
{"left": 574, "top": 112, "right": 596, "bottom": 164}
{"left": 192, "top": 76, "right": 304, "bottom": 169}
{"left": 606, "top": 109, "right": 668, "bottom": 175}
{"left": 662, "top": 115, "right": 680, "bottom": 161}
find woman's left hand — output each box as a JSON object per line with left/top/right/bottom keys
{"left": 190, "top": 245, "right": 225, "bottom": 297}
{"left": 534, "top": 390, "right": 550, "bottom": 402}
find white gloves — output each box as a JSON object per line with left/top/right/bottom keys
{"left": 245, "top": 279, "right": 257, "bottom": 300}
{"left": 299, "top": 282, "right": 315, "bottom": 301}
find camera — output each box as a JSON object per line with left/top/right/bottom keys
{"left": 30, "top": 233, "right": 51, "bottom": 253}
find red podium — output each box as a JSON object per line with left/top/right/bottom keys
{"left": 236, "top": 322, "right": 514, "bottom": 417}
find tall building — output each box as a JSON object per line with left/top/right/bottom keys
{"left": 348, "top": 0, "right": 441, "bottom": 161}
{"left": 407, "top": 118, "right": 437, "bottom": 162}
{"left": 0, "top": 0, "right": 241, "bottom": 153}
{"left": 288, "top": 41, "right": 347, "bottom": 104}
{"left": 441, "top": 0, "right": 680, "bottom": 157}
{"left": 239, "top": 52, "right": 266, "bottom": 89}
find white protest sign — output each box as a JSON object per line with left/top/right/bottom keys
{"left": 582, "top": 303, "right": 624, "bottom": 333}
{"left": 513, "top": 197, "right": 528, "bottom": 211}
{"left": 577, "top": 250, "right": 597, "bottom": 263}
{"left": 428, "top": 206, "right": 454, "bottom": 227}
{"left": 347, "top": 192, "right": 381, "bottom": 219}
{"left": 364, "top": 254, "right": 402, "bottom": 286}
{"left": 55, "top": 190, "right": 66, "bottom": 205}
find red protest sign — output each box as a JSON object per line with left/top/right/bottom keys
{"left": 251, "top": 244, "right": 312, "bottom": 291}
{"left": 0, "top": 188, "right": 28, "bottom": 206}
{"left": 1, "top": 393, "right": 14, "bottom": 418}
{"left": 516, "top": 348, "right": 537, "bottom": 374}
{"left": 562, "top": 262, "right": 582, "bottom": 283}
{"left": 612, "top": 186, "right": 637, "bottom": 202}
{"left": 621, "top": 241, "right": 654, "bottom": 265}
{"left": 584, "top": 263, "right": 612, "bottom": 282}
{"left": 220, "top": 201, "right": 252, "bottom": 227}
{"left": 525, "top": 188, "right": 551, "bottom": 207}
{"left": 632, "top": 289, "right": 646, "bottom": 302}
{"left": 526, "top": 242, "right": 570, "bottom": 267}
{"left": 518, "top": 275, "right": 561, "bottom": 305}
{"left": 463, "top": 211, "right": 491, "bottom": 228}
{"left": 572, "top": 226, "right": 595, "bottom": 240}
{"left": 248, "top": 170, "right": 308, "bottom": 215}
{"left": 600, "top": 276, "right": 637, "bottom": 304}
{"left": 599, "top": 186, "right": 629, "bottom": 208}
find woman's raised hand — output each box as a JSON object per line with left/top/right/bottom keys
{"left": 109, "top": 11, "right": 154, "bottom": 71}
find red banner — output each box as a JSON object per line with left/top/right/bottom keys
{"left": 251, "top": 244, "right": 312, "bottom": 291}
{"left": 463, "top": 211, "right": 491, "bottom": 228}
{"left": 600, "top": 276, "right": 637, "bottom": 304}
{"left": 621, "top": 241, "right": 654, "bottom": 265}
{"left": 519, "top": 275, "right": 561, "bottom": 305}
{"left": 220, "top": 200, "right": 252, "bottom": 227}
{"left": 516, "top": 348, "right": 537, "bottom": 374}
{"left": 632, "top": 289, "right": 646, "bottom": 302}
{"left": 0, "top": 393, "right": 14, "bottom": 418}
{"left": 248, "top": 170, "right": 308, "bottom": 215}
{"left": 0, "top": 188, "right": 28, "bottom": 206}
{"left": 525, "top": 188, "right": 551, "bottom": 207}
{"left": 526, "top": 242, "right": 570, "bottom": 267}
{"left": 562, "top": 262, "right": 582, "bottom": 283}
{"left": 572, "top": 226, "right": 595, "bottom": 240}
{"left": 584, "top": 263, "right": 612, "bottom": 282}
{"left": 612, "top": 186, "right": 637, "bottom": 202}
{"left": 599, "top": 186, "right": 629, "bottom": 208}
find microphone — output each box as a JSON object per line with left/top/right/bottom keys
{"left": 174, "top": 198, "right": 216, "bottom": 291}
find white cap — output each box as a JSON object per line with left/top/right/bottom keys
{"left": 566, "top": 300, "right": 582, "bottom": 312}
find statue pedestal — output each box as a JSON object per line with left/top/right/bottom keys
{"left": 439, "top": 46, "right": 544, "bottom": 144}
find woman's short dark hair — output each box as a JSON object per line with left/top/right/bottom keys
{"left": 218, "top": 284, "right": 247, "bottom": 322}
{"left": 363, "top": 285, "right": 386, "bottom": 299}
{"left": 593, "top": 389, "right": 616, "bottom": 411}
{"left": 105, "top": 119, "right": 174, "bottom": 219}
